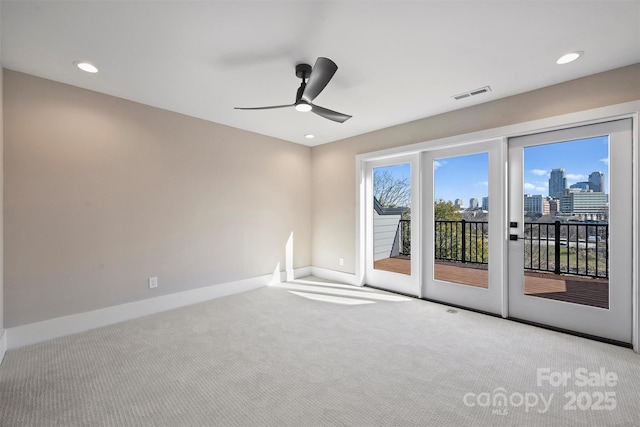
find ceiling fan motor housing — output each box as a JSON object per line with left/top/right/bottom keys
{"left": 295, "top": 63, "right": 312, "bottom": 80}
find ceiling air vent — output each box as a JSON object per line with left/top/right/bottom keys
{"left": 453, "top": 86, "right": 491, "bottom": 101}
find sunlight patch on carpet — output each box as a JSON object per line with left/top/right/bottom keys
{"left": 276, "top": 283, "right": 411, "bottom": 302}
{"left": 288, "top": 291, "right": 377, "bottom": 305}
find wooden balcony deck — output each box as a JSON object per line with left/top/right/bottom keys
{"left": 373, "top": 257, "right": 608, "bottom": 309}
{"left": 374, "top": 255, "right": 411, "bottom": 275}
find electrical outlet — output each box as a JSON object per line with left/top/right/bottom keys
{"left": 149, "top": 276, "right": 158, "bottom": 289}
{"left": 339, "top": 258, "right": 344, "bottom": 266}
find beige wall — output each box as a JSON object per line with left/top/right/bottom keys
{"left": 0, "top": 66, "right": 4, "bottom": 331}
{"left": 311, "top": 63, "right": 640, "bottom": 274}
{"left": 0, "top": 8, "right": 3, "bottom": 335}
{"left": 4, "top": 70, "right": 311, "bottom": 328}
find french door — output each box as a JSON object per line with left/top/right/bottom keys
{"left": 362, "top": 118, "right": 634, "bottom": 344}
{"left": 422, "top": 140, "right": 505, "bottom": 314}
{"left": 508, "top": 119, "right": 633, "bottom": 343}
{"left": 364, "top": 154, "right": 420, "bottom": 296}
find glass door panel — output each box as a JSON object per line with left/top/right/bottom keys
{"left": 373, "top": 164, "right": 411, "bottom": 275}
{"left": 433, "top": 152, "right": 489, "bottom": 288}
{"left": 522, "top": 139, "right": 609, "bottom": 308}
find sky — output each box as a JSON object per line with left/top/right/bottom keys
{"left": 434, "top": 152, "right": 488, "bottom": 206}
{"left": 375, "top": 136, "right": 609, "bottom": 208}
{"left": 522, "top": 136, "right": 609, "bottom": 198}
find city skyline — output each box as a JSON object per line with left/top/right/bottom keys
{"left": 374, "top": 135, "right": 609, "bottom": 208}
{"left": 437, "top": 136, "right": 609, "bottom": 206}
{"left": 523, "top": 136, "right": 609, "bottom": 199}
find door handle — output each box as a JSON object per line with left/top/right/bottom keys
{"left": 509, "top": 234, "right": 525, "bottom": 241}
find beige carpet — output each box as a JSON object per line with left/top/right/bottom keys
{"left": 1, "top": 276, "right": 639, "bottom": 426}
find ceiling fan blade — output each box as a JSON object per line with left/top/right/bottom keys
{"left": 311, "top": 104, "right": 352, "bottom": 123}
{"left": 301, "top": 57, "right": 338, "bottom": 103}
{"left": 234, "top": 104, "right": 293, "bottom": 110}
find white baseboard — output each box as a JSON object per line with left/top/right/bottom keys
{"left": 310, "top": 266, "right": 358, "bottom": 286}
{"left": 294, "top": 266, "right": 313, "bottom": 280}
{"left": 7, "top": 270, "right": 310, "bottom": 350}
{"left": 0, "top": 329, "right": 7, "bottom": 364}
{"left": 269, "top": 266, "right": 313, "bottom": 284}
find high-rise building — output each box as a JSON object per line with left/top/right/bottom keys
{"left": 559, "top": 189, "right": 608, "bottom": 216}
{"left": 549, "top": 168, "right": 567, "bottom": 197}
{"left": 588, "top": 171, "right": 605, "bottom": 193}
{"left": 481, "top": 196, "right": 489, "bottom": 211}
{"left": 454, "top": 198, "right": 464, "bottom": 209}
{"left": 524, "top": 194, "right": 544, "bottom": 214}
{"left": 570, "top": 182, "right": 590, "bottom": 190}
{"left": 469, "top": 198, "right": 479, "bottom": 209}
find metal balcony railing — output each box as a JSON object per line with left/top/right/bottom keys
{"left": 398, "top": 219, "right": 411, "bottom": 256}
{"left": 396, "top": 220, "right": 609, "bottom": 279}
{"left": 523, "top": 221, "right": 608, "bottom": 278}
{"left": 434, "top": 220, "right": 488, "bottom": 265}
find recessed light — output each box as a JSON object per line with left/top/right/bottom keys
{"left": 73, "top": 61, "right": 99, "bottom": 73}
{"left": 556, "top": 51, "right": 584, "bottom": 65}
{"left": 305, "top": 134, "right": 315, "bottom": 139}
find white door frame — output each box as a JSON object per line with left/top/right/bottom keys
{"left": 422, "top": 139, "right": 507, "bottom": 315}
{"left": 507, "top": 119, "right": 634, "bottom": 343}
{"left": 363, "top": 154, "right": 422, "bottom": 296}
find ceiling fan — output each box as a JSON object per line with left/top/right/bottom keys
{"left": 235, "top": 57, "right": 352, "bottom": 123}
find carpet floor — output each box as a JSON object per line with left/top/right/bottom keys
{"left": 1, "top": 276, "right": 639, "bottom": 426}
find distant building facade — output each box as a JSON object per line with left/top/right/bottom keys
{"left": 570, "top": 181, "right": 590, "bottom": 190}
{"left": 469, "top": 198, "right": 479, "bottom": 209}
{"left": 454, "top": 198, "right": 464, "bottom": 209}
{"left": 524, "top": 194, "right": 544, "bottom": 214}
{"left": 542, "top": 199, "right": 550, "bottom": 215}
{"left": 482, "top": 196, "right": 489, "bottom": 211}
{"left": 559, "top": 189, "right": 608, "bottom": 216}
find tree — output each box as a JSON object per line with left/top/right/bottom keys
{"left": 374, "top": 170, "right": 410, "bottom": 208}
{"left": 434, "top": 199, "right": 463, "bottom": 220}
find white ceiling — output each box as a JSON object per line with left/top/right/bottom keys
{"left": 1, "top": 0, "right": 639, "bottom": 146}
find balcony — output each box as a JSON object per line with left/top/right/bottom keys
{"left": 373, "top": 220, "right": 609, "bottom": 308}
